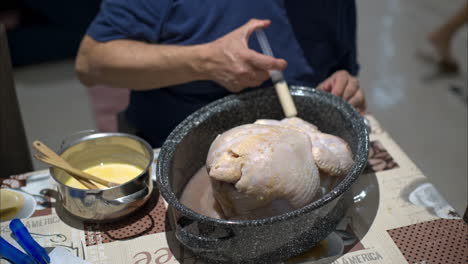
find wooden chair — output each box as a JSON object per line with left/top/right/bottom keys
{"left": 0, "top": 25, "right": 33, "bottom": 177}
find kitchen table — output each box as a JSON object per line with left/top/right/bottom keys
{"left": 1, "top": 114, "right": 466, "bottom": 264}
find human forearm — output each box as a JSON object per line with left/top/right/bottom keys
{"left": 76, "top": 36, "right": 208, "bottom": 90}
{"left": 76, "top": 20, "right": 287, "bottom": 92}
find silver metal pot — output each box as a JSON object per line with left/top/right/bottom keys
{"left": 50, "top": 132, "right": 154, "bottom": 222}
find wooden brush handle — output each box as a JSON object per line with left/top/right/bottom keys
{"left": 274, "top": 81, "right": 297, "bottom": 117}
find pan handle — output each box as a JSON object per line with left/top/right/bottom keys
{"left": 101, "top": 186, "right": 150, "bottom": 206}
{"left": 175, "top": 217, "right": 233, "bottom": 252}
{"left": 362, "top": 116, "right": 372, "bottom": 134}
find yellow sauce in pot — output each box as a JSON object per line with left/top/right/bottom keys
{"left": 62, "top": 163, "right": 143, "bottom": 189}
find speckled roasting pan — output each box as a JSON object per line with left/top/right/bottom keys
{"left": 156, "top": 86, "right": 369, "bottom": 263}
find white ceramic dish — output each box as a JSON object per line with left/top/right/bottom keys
{"left": 1, "top": 189, "right": 37, "bottom": 222}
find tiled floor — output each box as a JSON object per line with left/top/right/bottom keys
{"left": 13, "top": 0, "right": 467, "bottom": 214}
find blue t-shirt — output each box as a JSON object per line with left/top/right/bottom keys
{"left": 87, "top": 0, "right": 358, "bottom": 147}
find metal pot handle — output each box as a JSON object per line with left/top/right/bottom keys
{"left": 175, "top": 217, "right": 233, "bottom": 252}
{"left": 362, "top": 116, "right": 372, "bottom": 134}
{"left": 101, "top": 186, "right": 150, "bottom": 206}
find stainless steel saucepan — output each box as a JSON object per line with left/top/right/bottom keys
{"left": 50, "top": 132, "right": 154, "bottom": 222}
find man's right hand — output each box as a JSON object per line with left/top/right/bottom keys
{"left": 199, "top": 19, "right": 288, "bottom": 93}
{"left": 76, "top": 19, "right": 286, "bottom": 91}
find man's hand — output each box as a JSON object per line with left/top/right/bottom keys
{"left": 76, "top": 19, "right": 286, "bottom": 91}
{"left": 317, "top": 70, "right": 366, "bottom": 113}
{"left": 200, "top": 19, "right": 287, "bottom": 93}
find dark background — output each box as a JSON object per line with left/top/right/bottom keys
{"left": 1, "top": 0, "right": 101, "bottom": 67}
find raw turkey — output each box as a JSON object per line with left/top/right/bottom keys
{"left": 255, "top": 117, "right": 354, "bottom": 177}
{"left": 206, "top": 124, "right": 320, "bottom": 220}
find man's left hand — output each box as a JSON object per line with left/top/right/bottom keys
{"left": 317, "top": 70, "right": 366, "bottom": 113}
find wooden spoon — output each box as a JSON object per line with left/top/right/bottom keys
{"left": 32, "top": 140, "right": 97, "bottom": 189}
{"left": 34, "top": 154, "right": 99, "bottom": 189}
{"left": 32, "top": 141, "right": 118, "bottom": 188}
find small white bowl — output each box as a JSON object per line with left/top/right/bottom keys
{"left": 1, "top": 189, "right": 37, "bottom": 222}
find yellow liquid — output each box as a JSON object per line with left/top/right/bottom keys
{"left": 63, "top": 163, "right": 143, "bottom": 189}
{"left": 0, "top": 189, "right": 25, "bottom": 221}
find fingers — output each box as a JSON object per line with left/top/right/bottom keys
{"left": 348, "top": 89, "right": 366, "bottom": 111}
{"left": 331, "top": 71, "right": 349, "bottom": 97}
{"left": 220, "top": 65, "right": 271, "bottom": 93}
{"left": 317, "top": 79, "right": 332, "bottom": 92}
{"left": 242, "top": 49, "right": 287, "bottom": 71}
{"left": 342, "top": 78, "right": 359, "bottom": 100}
{"left": 224, "top": 84, "right": 244, "bottom": 93}
{"left": 211, "top": 18, "right": 290, "bottom": 93}
{"left": 239, "top": 19, "right": 286, "bottom": 72}
{"left": 218, "top": 77, "right": 245, "bottom": 93}
{"left": 319, "top": 70, "right": 366, "bottom": 112}
{"left": 237, "top": 49, "right": 286, "bottom": 88}
{"left": 237, "top": 67, "right": 270, "bottom": 88}
{"left": 242, "top": 19, "right": 271, "bottom": 41}
{"left": 248, "top": 68, "right": 270, "bottom": 85}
